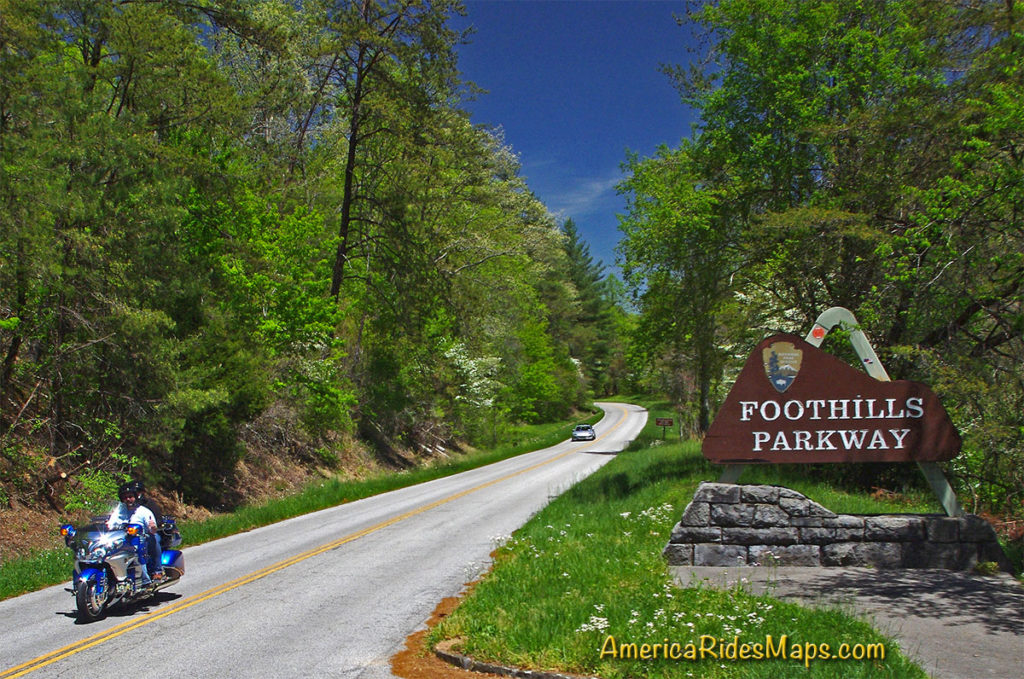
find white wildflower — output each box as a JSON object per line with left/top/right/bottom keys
{"left": 576, "top": 615, "right": 610, "bottom": 633}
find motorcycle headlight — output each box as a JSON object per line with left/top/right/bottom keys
{"left": 87, "top": 546, "right": 108, "bottom": 560}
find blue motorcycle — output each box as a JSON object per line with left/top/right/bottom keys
{"left": 60, "top": 516, "right": 185, "bottom": 622}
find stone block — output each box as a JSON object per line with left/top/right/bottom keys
{"left": 752, "top": 504, "right": 790, "bottom": 528}
{"left": 821, "top": 543, "right": 858, "bottom": 567}
{"left": 833, "top": 527, "right": 865, "bottom": 542}
{"left": 663, "top": 544, "right": 694, "bottom": 566}
{"left": 722, "top": 527, "right": 797, "bottom": 545}
{"left": 696, "top": 482, "right": 741, "bottom": 504}
{"left": 824, "top": 515, "right": 866, "bottom": 529}
{"left": 711, "top": 503, "right": 755, "bottom": 527}
{"left": 976, "top": 541, "right": 1013, "bottom": 572}
{"left": 822, "top": 542, "right": 903, "bottom": 568}
{"left": 959, "top": 515, "right": 998, "bottom": 543}
{"left": 695, "top": 544, "right": 748, "bottom": 567}
{"left": 789, "top": 517, "right": 826, "bottom": 528}
{"left": 780, "top": 497, "right": 836, "bottom": 518}
{"left": 924, "top": 516, "right": 960, "bottom": 543}
{"left": 855, "top": 542, "right": 904, "bottom": 568}
{"left": 778, "top": 487, "right": 806, "bottom": 500}
{"left": 680, "top": 501, "right": 711, "bottom": 527}
{"left": 670, "top": 525, "right": 722, "bottom": 544}
{"left": 741, "top": 485, "right": 779, "bottom": 504}
{"left": 798, "top": 527, "right": 836, "bottom": 545}
{"left": 901, "top": 542, "right": 968, "bottom": 569}
{"left": 750, "top": 544, "right": 821, "bottom": 566}
{"left": 806, "top": 499, "right": 838, "bottom": 517}
{"left": 865, "top": 516, "right": 926, "bottom": 542}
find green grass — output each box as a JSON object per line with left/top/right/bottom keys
{"left": 0, "top": 409, "right": 601, "bottom": 601}
{"left": 428, "top": 398, "right": 933, "bottom": 678}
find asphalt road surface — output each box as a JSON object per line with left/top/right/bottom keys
{"left": 0, "top": 402, "right": 647, "bottom": 679}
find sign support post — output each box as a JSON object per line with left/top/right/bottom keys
{"left": 716, "top": 307, "right": 964, "bottom": 517}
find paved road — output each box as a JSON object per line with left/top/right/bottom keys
{"left": 0, "top": 402, "right": 647, "bottom": 679}
{"left": 671, "top": 566, "right": 1024, "bottom": 679}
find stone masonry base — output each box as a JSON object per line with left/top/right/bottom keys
{"left": 663, "top": 482, "right": 1011, "bottom": 571}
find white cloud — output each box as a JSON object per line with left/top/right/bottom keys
{"left": 547, "top": 174, "right": 622, "bottom": 218}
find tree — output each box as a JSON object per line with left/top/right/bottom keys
{"left": 559, "top": 219, "right": 623, "bottom": 397}
{"left": 292, "top": 0, "right": 466, "bottom": 300}
{"left": 625, "top": 0, "right": 1023, "bottom": 513}
{"left": 618, "top": 144, "right": 741, "bottom": 431}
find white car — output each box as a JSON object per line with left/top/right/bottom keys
{"left": 571, "top": 424, "right": 596, "bottom": 441}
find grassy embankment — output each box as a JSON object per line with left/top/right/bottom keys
{"left": 428, "top": 397, "right": 945, "bottom": 679}
{"left": 0, "top": 409, "right": 603, "bottom": 601}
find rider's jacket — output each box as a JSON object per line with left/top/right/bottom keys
{"left": 107, "top": 503, "right": 158, "bottom": 533}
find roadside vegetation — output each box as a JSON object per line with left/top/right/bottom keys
{"left": 0, "top": 411, "right": 600, "bottom": 601}
{"left": 1, "top": 1, "right": 628, "bottom": 524}
{"left": 427, "top": 398, "right": 977, "bottom": 679}
{"left": 618, "top": 0, "right": 1023, "bottom": 531}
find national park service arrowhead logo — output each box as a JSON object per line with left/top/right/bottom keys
{"left": 763, "top": 341, "right": 802, "bottom": 393}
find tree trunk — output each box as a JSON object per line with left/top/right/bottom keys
{"left": 330, "top": 46, "right": 367, "bottom": 300}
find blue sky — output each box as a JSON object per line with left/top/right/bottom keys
{"left": 451, "top": 0, "right": 700, "bottom": 273}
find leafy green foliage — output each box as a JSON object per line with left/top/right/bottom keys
{"left": 619, "top": 0, "right": 1023, "bottom": 520}
{"left": 618, "top": 145, "right": 740, "bottom": 433}
{"left": 0, "top": 0, "right": 621, "bottom": 511}
{"left": 61, "top": 468, "right": 122, "bottom": 515}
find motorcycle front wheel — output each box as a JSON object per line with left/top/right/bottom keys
{"left": 75, "top": 579, "right": 108, "bottom": 622}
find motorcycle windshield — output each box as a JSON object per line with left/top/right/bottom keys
{"left": 75, "top": 528, "right": 127, "bottom": 555}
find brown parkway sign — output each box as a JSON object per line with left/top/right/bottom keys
{"left": 703, "top": 332, "right": 962, "bottom": 465}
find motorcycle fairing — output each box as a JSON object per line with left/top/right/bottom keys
{"left": 76, "top": 567, "right": 106, "bottom": 595}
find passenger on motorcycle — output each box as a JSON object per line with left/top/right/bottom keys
{"left": 108, "top": 480, "right": 164, "bottom": 583}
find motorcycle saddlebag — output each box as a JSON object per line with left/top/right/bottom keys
{"left": 160, "top": 549, "right": 184, "bottom": 574}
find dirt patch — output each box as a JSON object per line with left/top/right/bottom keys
{"left": 0, "top": 503, "right": 63, "bottom": 563}
{"left": 391, "top": 591, "right": 599, "bottom": 679}
{"left": 391, "top": 594, "right": 504, "bottom": 679}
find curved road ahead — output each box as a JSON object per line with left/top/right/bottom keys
{"left": 0, "top": 402, "right": 647, "bottom": 679}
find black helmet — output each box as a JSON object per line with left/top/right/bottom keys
{"left": 118, "top": 480, "right": 145, "bottom": 503}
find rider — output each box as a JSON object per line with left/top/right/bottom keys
{"left": 108, "top": 480, "right": 164, "bottom": 583}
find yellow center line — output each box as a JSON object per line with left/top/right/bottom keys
{"left": 2, "top": 405, "right": 632, "bottom": 679}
